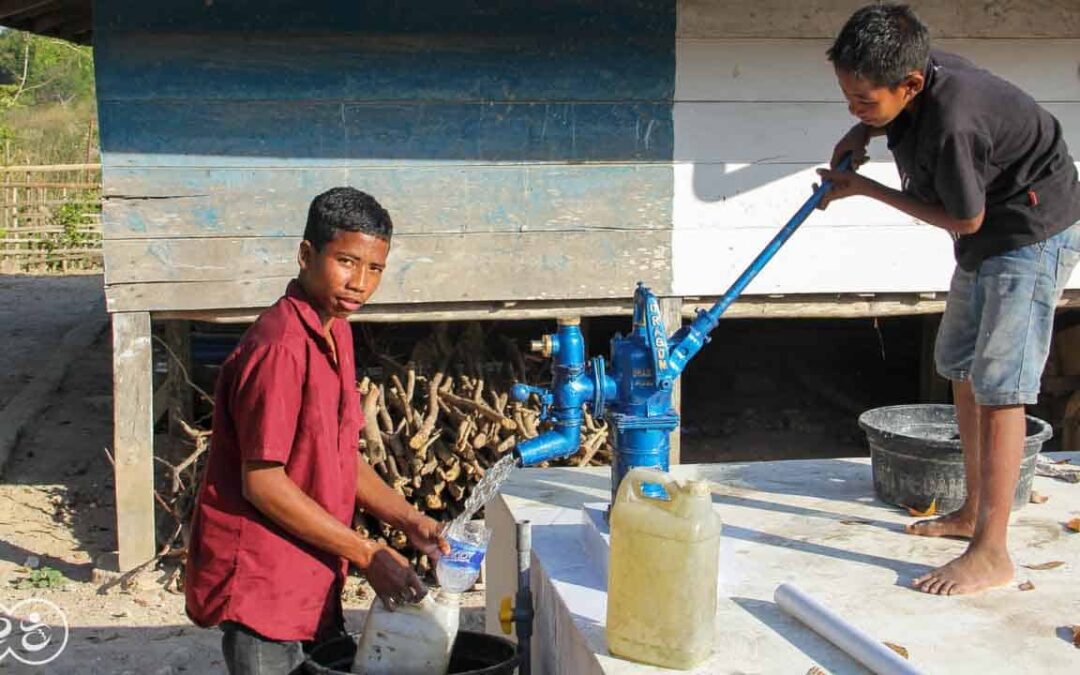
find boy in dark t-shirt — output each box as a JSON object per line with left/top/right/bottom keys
{"left": 816, "top": 4, "right": 1080, "bottom": 595}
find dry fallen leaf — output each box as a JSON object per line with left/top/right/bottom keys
{"left": 1022, "top": 561, "right": 1065, "bottom": 571}
{"left": 883, "top": 642, "right": 909, "bottom": 659}
{"left": 1053, "top": 458, "right": 1072, "bottom": 465}
{"left": 1029, "top": 491, "right": 1049, "bottom": 504}
{"left": 1071, "top": 625, "right": 1080, "bottom": 648}
{"left": 806, "top": 667, "right": 828, "bottom": 675}
{"left": 840, "top": 519, "right": 872, "bottom": 526}
{"left": 905, "top": 498, "right": 937, "bottom": 517}
{"left": 1067, "top": 518, "right": 1080, "bottom": 533}
{"left": 1018, "top": 580, "right": 1035, "bottom": 591}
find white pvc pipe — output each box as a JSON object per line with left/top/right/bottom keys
{"left": 774, "top": 583, "right": 924, "bottom": 675}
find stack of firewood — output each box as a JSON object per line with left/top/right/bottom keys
{"left": 359, "top": 369, "right": 613, "bottom": 510}
{"left": 354, "top": 370, "right": 611, "bottom": 574}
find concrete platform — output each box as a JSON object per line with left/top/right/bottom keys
{"left": 485, "top": 455, "right": 1080, "bottom": 674}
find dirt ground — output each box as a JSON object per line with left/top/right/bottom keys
{"left": 0, "top": 274, "right": 483, "bottom": 674}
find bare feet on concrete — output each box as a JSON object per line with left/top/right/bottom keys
{"left": 912, "top": 547, "right": 1014, "bottom": 596}
{"left": 905, "top": 508, "right": 977, "bottom": 539}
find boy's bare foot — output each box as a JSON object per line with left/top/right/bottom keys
{"left": 912, "top": 548, "right": 1014, "bottom": 595}
{"left": 905, "top": 509, "right": 976, "bottom": 538}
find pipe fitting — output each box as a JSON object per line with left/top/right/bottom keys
{"left": 529, "top": 336, "right": 552, "bottom": 357}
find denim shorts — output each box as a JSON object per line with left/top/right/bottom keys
{"left": 935, "top": 222, "right": 1080, "bottom": 406}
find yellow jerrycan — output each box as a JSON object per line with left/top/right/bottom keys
{"left": 606, "top": 468, "right": 721, "bottom": 669}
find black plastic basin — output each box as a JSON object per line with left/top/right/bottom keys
{"left": 302, "top": 630, "right": 519, "bottom": 675}
{"left": 858, "top": 404, "right": 1051, "bottom": 513}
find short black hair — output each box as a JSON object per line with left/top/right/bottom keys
{"left": 304, "top": 187, "right": 392, "bottom": 250}
{"left": 828, "top": 3, "right": 930, "bottom": 87}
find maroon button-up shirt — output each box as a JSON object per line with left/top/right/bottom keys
{"left": 185, "top": 280, "right": 363, "bottom": 641}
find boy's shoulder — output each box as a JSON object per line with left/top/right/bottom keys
{"left": 921, "top": 49, "right": 1035, "bottom": 136}
{"left": 230, "top": 294, "right": 309, "bottom": 365}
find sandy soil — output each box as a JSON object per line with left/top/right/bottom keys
{"left": 0, "top": 275, "right": 105, "bottom": 411}
{"left": 0, "top": 274, "right": 484, "bottom": 675}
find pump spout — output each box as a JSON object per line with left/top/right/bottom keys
{"left": 513, "top": 422, "right": 582, "bottom": 467}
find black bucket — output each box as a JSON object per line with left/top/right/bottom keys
{"left": 858, "top": 404, "right": 1052, "bottom": 514}
{"left": 301, "top": 630, "right": 519, "bottom": 675}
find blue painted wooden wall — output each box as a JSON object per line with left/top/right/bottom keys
{"left": 96, "top": 0, "right": 675, "bottom": 312}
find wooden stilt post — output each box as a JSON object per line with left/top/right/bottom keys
{"left": 659, "top": 297, "right": 684, "bottom": 466}
{"left": 112, "top": 311, "right": 157, "bottom": 571}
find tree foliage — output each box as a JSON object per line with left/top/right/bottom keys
{"left": 0, "top": 29, "right": 97, "bottom": 164}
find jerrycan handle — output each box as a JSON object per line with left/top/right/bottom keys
{"left": 616, "top": 467, "right": 683, "bottom": 512}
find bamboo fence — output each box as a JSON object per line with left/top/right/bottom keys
{"left": 0, "top": 163, "right": 102, "bottom": 274}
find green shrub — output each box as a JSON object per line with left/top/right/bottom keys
{"left": 13, "top": 566, "right": 68, "bottom": 590}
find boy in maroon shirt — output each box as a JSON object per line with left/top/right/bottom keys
{"left": 185, "top": 188, "right": 448, "bottom": 674}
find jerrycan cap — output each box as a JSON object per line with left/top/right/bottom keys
{"left": 685, "top": 480, "right": 711, "bottom": 497}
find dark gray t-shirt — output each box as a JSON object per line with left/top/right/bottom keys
{"left": 886, "top": 50, "right": 1080, "bottom": 270}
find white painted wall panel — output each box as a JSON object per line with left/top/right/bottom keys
{"left": 673, "top": 225, "right": 957, "bottom": 295}
{"left": 676, "top": 39, "right": 1080, "bottom": 103}
{"left": 674, "top": 102, "right": 1080, "bottom": 163}
{"left": 677, "top": 0, "right": 1080, "bottom": 39}
{"left": 673, "top": 37, "right": 1080, "bottom": 296}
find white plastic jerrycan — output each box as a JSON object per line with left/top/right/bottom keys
{"left": 352, "top": 590, "right": 460, "bottom": 675}
{"left": 606, "top": 468, "right": 722, "bottom": 670}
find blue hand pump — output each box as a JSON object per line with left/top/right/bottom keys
{"left": 511, "top": 155, "right": 854, "bottom": 501}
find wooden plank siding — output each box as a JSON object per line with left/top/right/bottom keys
{"left": 93, "top": 34, "right": 675, "bottom": 103}
{"left": 97, "top": 0, "right": 1080, "bottom": 313}
{"left": 97, "top": 1, "right": 674, "bottom": 35}
{"left": 96, "top": 0, "right": 676, "bottom": 313}
{"left": 100, "top": 165, "right": 672, "bottom": 238}
{"left": 102, "top": 230, "right": 670, "bottom": 311}
{"left": 97, "top": 101, "right": 673, "bottom": 163}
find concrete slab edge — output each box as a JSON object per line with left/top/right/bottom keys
{"left": 581, "top": 503, "right": 611, "bottom": 578}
